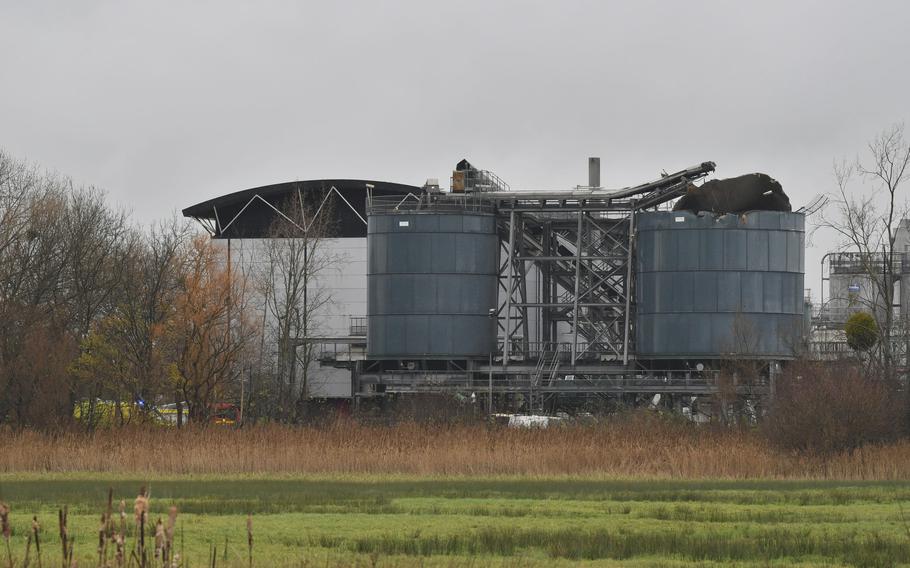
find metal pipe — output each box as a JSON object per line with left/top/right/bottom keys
{"left": 488, "top": 353, "right": 493, "bottom": 415}
{"left": 820, "top": 252, "right": 833, "bottom": 309}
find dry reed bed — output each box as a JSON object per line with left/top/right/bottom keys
{"left": 3, "top": 420, "right": 909, "bottom": 479}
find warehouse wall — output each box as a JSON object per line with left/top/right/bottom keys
{"left": 216, "top": 237, "right": 365, "bottom": 398}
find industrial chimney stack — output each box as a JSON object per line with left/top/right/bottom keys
{"left": 588, "top": 157, "right": 601, "bottom": 188}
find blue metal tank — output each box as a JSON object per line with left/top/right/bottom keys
{"left": 635, "top": 210, "right": 805, "bottom": 359}
{"left": 367, "top": 207, "right": 499, "bottom": 359}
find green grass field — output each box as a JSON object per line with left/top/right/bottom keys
{"left": 1, "top": 475, "right": 909, "bottom": 567}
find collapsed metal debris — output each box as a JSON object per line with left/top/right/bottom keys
{"left": 674, "top": 173, "right": 791, "bottom": 214}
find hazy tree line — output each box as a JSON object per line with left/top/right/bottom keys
{"left": 0, "top": 150, "right": 319, "bottom": 429}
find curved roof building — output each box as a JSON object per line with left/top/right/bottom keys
{"left": 182, "top": 178, "right": 421, "bottom": 238}
{"left": 183, "top": 178, "right": 420, "bottom": 399}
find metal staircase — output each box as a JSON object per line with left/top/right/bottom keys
{"left": 529, "top": 348, "right": 561, "bottom": 411}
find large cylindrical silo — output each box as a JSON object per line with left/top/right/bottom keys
{"left": 636, "top": 210, "right": 805, "bottom": 359}
{"left": 367, "top": 207, "right": 499, "bottom": 359}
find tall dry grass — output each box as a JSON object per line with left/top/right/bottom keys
{"left": 2, "top": 416, "right": 909, "bottom": 479}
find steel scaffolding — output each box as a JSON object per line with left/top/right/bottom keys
{"left": 356, "top": 162, "right": 761, "bottom": 409}
{"left": 481, "top": 162, "right": 716, "bottom": 366}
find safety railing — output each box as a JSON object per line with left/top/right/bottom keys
{"left": 367, "top": 194, "right": 496, "bottom": 215}
{"left": 497, "top": 341, "right": 616, "bottom": 361}
{"left": 451, "top": 169, "right": 510, "bottom": 193}
{"left": 363, "top": 368, "right": 766, "bottom": 395}
{"left": 317, "top": 341, "right": 367, "bottom": 362}
{"left": 829, "top": 252, "right": 904, "bottom": 275}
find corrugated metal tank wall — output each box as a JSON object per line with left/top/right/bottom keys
{"left": 367, "top": 212, "right": 499, "bottom": 358}
{"left": 636, "top": 210, "right": 805, "bottom": 359}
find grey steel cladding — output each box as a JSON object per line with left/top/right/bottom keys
{"left": 636, "top": 210, "right": 805, "bottom": 358}
{"left": 367, "top": 212, "right": 499, "bottom": 358}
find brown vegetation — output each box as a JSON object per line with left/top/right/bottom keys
{"left": 764, "top": 361, "right": 905, "bottom": 454}
{"left": 2, "top": 417, "right": 909, "bottom": 479}
{"left": 0, "top": 150, "right": 266, "bottom": 430}
{"left": 0, "top": 151, "right": 347, "bottom": 429}
{"left": 165, "top": 236, "right": 257, "bottom": 423}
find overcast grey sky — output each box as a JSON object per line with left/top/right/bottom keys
{"left": 1, "top": 0, "right": 908, "bottom": 295}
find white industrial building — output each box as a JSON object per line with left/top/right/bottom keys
{"left": 813, "top": 219, "right": 910, "bottom": 359}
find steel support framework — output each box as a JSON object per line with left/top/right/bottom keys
{"left": 497, "top": 207, "right": 634, "bottom": 366}
{"left": 364, "top": 162, "right": 748, "bottom": 408}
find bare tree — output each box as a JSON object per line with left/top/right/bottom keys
{"left": 61, "top": 187, "right": 135, "bottom": 339}
{"left": 59, "top": 188, "right": 138, "bottom": 422}
{"left": 714, "top": 313, "right": 765, "bottom": 423}
{"left": 256, "top": 193, "right": 338, "bottom": 421}
{"left": 0, "top": 150, "right": 243, "bottom": 427}
{"left": 764, "top": 359, "right": 904, "bottom": 453}
{"left": 819, "top": 123, "right": 910, "bottom": 384}
{"left": 109, "top": 217, "right": 193, "bottom": 419}
{"left": 0, "top": 153, "right": 74, "bottom": 425}
{"left": 69, "top": 215, "right": 194, "bottom": 426}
